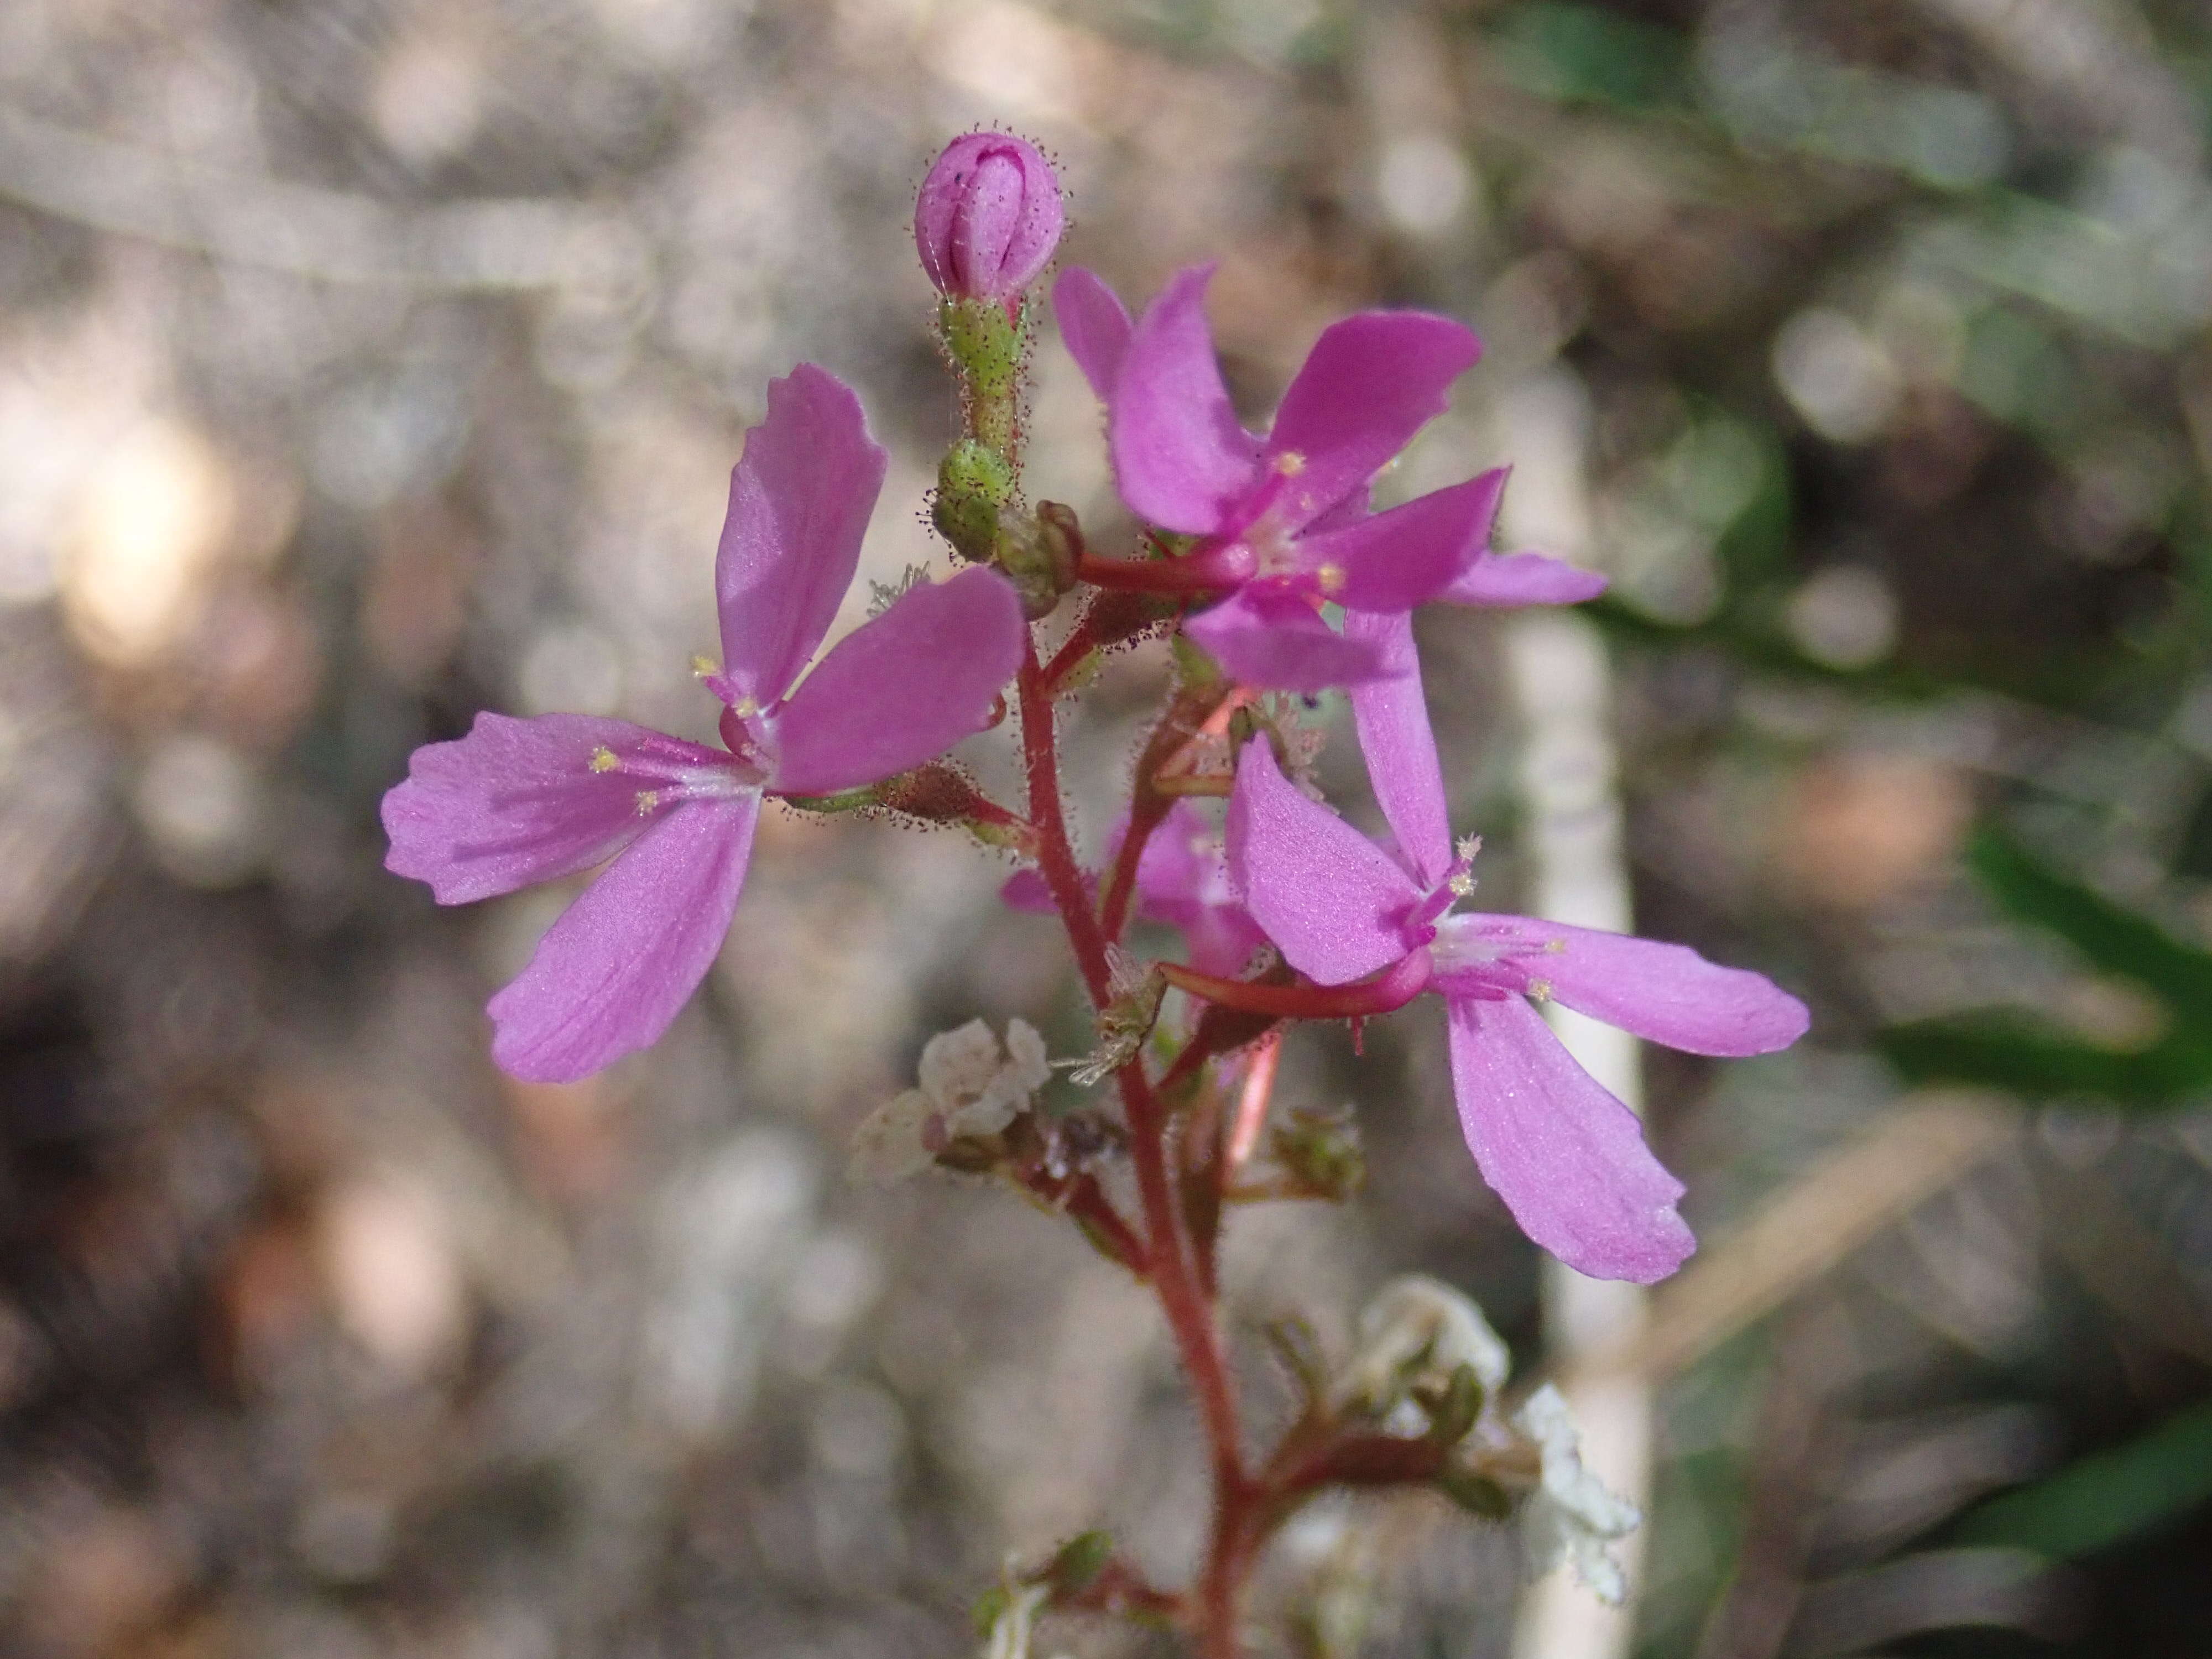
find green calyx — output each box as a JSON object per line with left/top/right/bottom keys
{"left": 938, "top": 295, "right": 1022, "bottom": 390}
{"left": 933, "top": 439, "right": 1017, "bottom": 564}
{"left": 938, "top": 295, "right": 1025, "bottom": 462}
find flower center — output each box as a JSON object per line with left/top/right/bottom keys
{"left": 585, "top": 728, "right": 767, "bottom": 812}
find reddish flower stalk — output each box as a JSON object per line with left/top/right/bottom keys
{"left": 1224, "top": 1031, "right": 1281, "bottom": 1174}
{"left": 1012, "top": 628, "right": 1255, "bottom": 1658}
{"left": 1157, "top": 950, "right": 1436, "bottom": 1020}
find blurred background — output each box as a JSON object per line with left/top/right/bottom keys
{"left": 1, "top": 1, "right": 2210, "bottom": 1655}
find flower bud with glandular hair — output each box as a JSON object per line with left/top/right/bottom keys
{"left": 915, "top": 132, "right": 1064, "bottom": 305}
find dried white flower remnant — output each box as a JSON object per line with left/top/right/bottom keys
{"left": 1512, "top": 1383, "right": 1642, "bottom": 1606}
{"left": 849, "top": 1018, "right": 1050, "bottom": 1185}
{"left": 1335, "top": 1274, "right": 1512, "bottom": 1416}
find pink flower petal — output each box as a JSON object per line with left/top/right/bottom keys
{"left": 1000, "top": 868, "right": 1056, "bottom": 912}
{"left": 716, "top": 364, "right": 888, "bottom": 706}
{"left": 1227, "top": 738, "right": 1421, "bottom": 985}
{"left": 382, "top": 713, "right": 723, "bottom": 905}
{"left": 1265, "top": 311, "right": 1480, "bottom": 528}
{"left": 1449, "top": 916, "right": 1810, "bottom": 1056}
{"left": 1110, "top": 265, "right": 1262, "bottom": 534}
{"left": 488, "top": 795, "right": 761, "bottom": 1082}
{"left": 1297, "top": 471, "right": 1506, "bottom": 611}
{"left": 1343, "top": 613, "right": 1453, "bottom": 891}
{"left": 1136, "top": 799, "right": 1269, "bottom": 977}
{"left": 1053, "top": 267, "right": 1133, "bottom": 405}
{"left": 1183, "top": 589, "right": 1392, "bottom": 692}
{"left": 768, "top": 568, "right": 1024, "bottom": 797}
{"left": 1442, "top": 550, "right": 1609, "bottom": 608}
{"left": 1446, "top": 991, "right": 1695, "bottom": 1284}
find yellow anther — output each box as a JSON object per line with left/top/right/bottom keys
{"left": 1455, "top": 834, "right": 1483, "bottom": 862}
{"left": 1314, "top": 562, "right": 1347, "bottom": 596}
{"left": 732, "top": 696, "right": 760, "bottom": 718}
{"left": 1545, "top": 938, "right": 1568, "bottom": 954}
{"left": 634, "top": 790, "right": 660, "bottom": 816}
{"left": 1527, "top": 978, "right": 1554, "bottom": 1003}
{"left": 588, "top": 746, "right": 619, "bottom": 774}
{"left": 1448, "top": 870, "right": 1477, "bottom": 898}
{"left": 1274, "top": 450, "right": 1307, "bottom": 477}
{"left": 691, "top": 654, "right": 718, "bottom": 677}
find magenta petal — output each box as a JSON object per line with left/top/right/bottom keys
{"left": 1266, "top": 311, "right": 1481, "bottom": 527}
{"left": 487, "top": 795, "right": 760, "bottom": 1082}
{"left": 1226, "top": 738, "right": 1421, "bottom": 985}
{"left": 716, "top": 364, "right": 889, "bottom": 706}
{"left": 1458, "top": 916, "right": 1809, "bottom": 1056}
{"left": 1133, "top": 799, "right": 1220, "bottom": 907}
{"left": 1184, "top": 589, "right": 1391, "bottom": 693}
{"left": 1299, "top": 471, "right": 1506, "bottom": 611}
{"left": 1135, "top": 800, "right": 1269, "bottom": 977}
{"left": 1110, "top": 265, "right": 1262, "bottom": 534}
{"left": 383, "top": 713, "right": 720, "bottom": 905}
{"left": 1053, "top": 267, "right": 1134, "bottom": 405}
{"left": 1343, "top": 613, "right": 1453, "bottom": 891}
{"left": 1000, "top": 868, "right": 1055, "bottom": 912}
{"left": 1446, "top": 992, "right": 1695, "bottom": 1284}
{"left": 1442, "top": 550, "right": 1609, "bottom": 608}
{"left": 768, "top": 568, "right": 1024, "bottom": 797}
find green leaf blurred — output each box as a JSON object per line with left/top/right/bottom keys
{"left": 1952, "top": 1397, "right": 2212, "bottom": 1559}
{"left": 1877, "top": 828, "right": 2212, "bottom": 1104}
{"left": 1967, "top": 829, "right": 2212, "bottom": 1024}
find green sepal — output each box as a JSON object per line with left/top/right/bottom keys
{"left": 1044, "top": 1530, "right": 1115, "bottom": 1596}
{"left": 940, "top": 295, "right": 1022, "bottom": 389}
{"left": 779, "top": 786, "right": 877, "bottom": 815}
{"left": 1438, "top": 1469, "right": 1514, "bottom": 1520}
{"left": 971, "top": 1584, "right": 1012, "bottom": 1637}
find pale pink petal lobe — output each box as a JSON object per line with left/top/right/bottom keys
{"left": 1298, "top": 471, "right": 1505, "bottom": 611}
{"left": 1226, "top": 739, "right": 1421, "bottom": 984}
{"left": 768, "top": 568, "right": 1024, "bottom": 797}
{"left": 1000, "top": 868, "right": 1055, "bottom": 912}
{"left": 1457, "top": 917, "right": 1809, "bottom": 1056}
{"left": 1446, "top": 992, "right": 1695, "bottom": 1284}
{"left": 716, "top": 364, "right": 888, "bottom": 706}
{"left": 1183, "top": 589, "right": 1391, "bottom": 692}
{"left": 383, "top": 713, "right": 721, "bottom": 905}
{"left": 1136, "top": 799, "right": 1268, "bottom": 977}
{"left": 1053, "top": 267, "right": 1134, "bottom": 405}
{"left": 1442, "top": 550, "right": 1609, "bottom": 608}
{"left": 1343, "top": 613, "right": 1453, "bottom": 890}
{"left": 1110, "top": 265, "right": 1262, "bottom": 534}
{"left": 488, "top": 795, "right": 760, "bottom": 1082}
{"left": 1266, "top": 312, "right": 1480, "bottom": 526}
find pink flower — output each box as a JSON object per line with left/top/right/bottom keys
{"left": 383, "top": 366, "right": 1026, "bottom": 1083}
{"left": 915, "top": 133, "right": 1065, "bottom": 304}
{"left": 1001, "top": 800, "right": 1266, "bottom": 978}
{"left": 1223, "top": 613, "right": 1806, "bottom": 1282}
{"left": 1051, "top": 266, "right": 1609, "bottom": 690}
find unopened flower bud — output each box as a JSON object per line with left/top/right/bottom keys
{"left": 916, "top": 132, "right": 1064, "bottom": 304}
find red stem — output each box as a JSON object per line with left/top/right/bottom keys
{"left": 1158, "top": 950, "right": 1434, "bottom": 1021}
{"left": 1100, "top": 680, "right": 1237, "bottom": 943}
{"left": 1077, "top": 551, "right": 1230, "bottom": 594}
{"left": 1014, "top": 630, "right": 1252, "bottom": 1658}
{"left": 1018, "top": 642, "right": 1113, "bottom": 1006}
